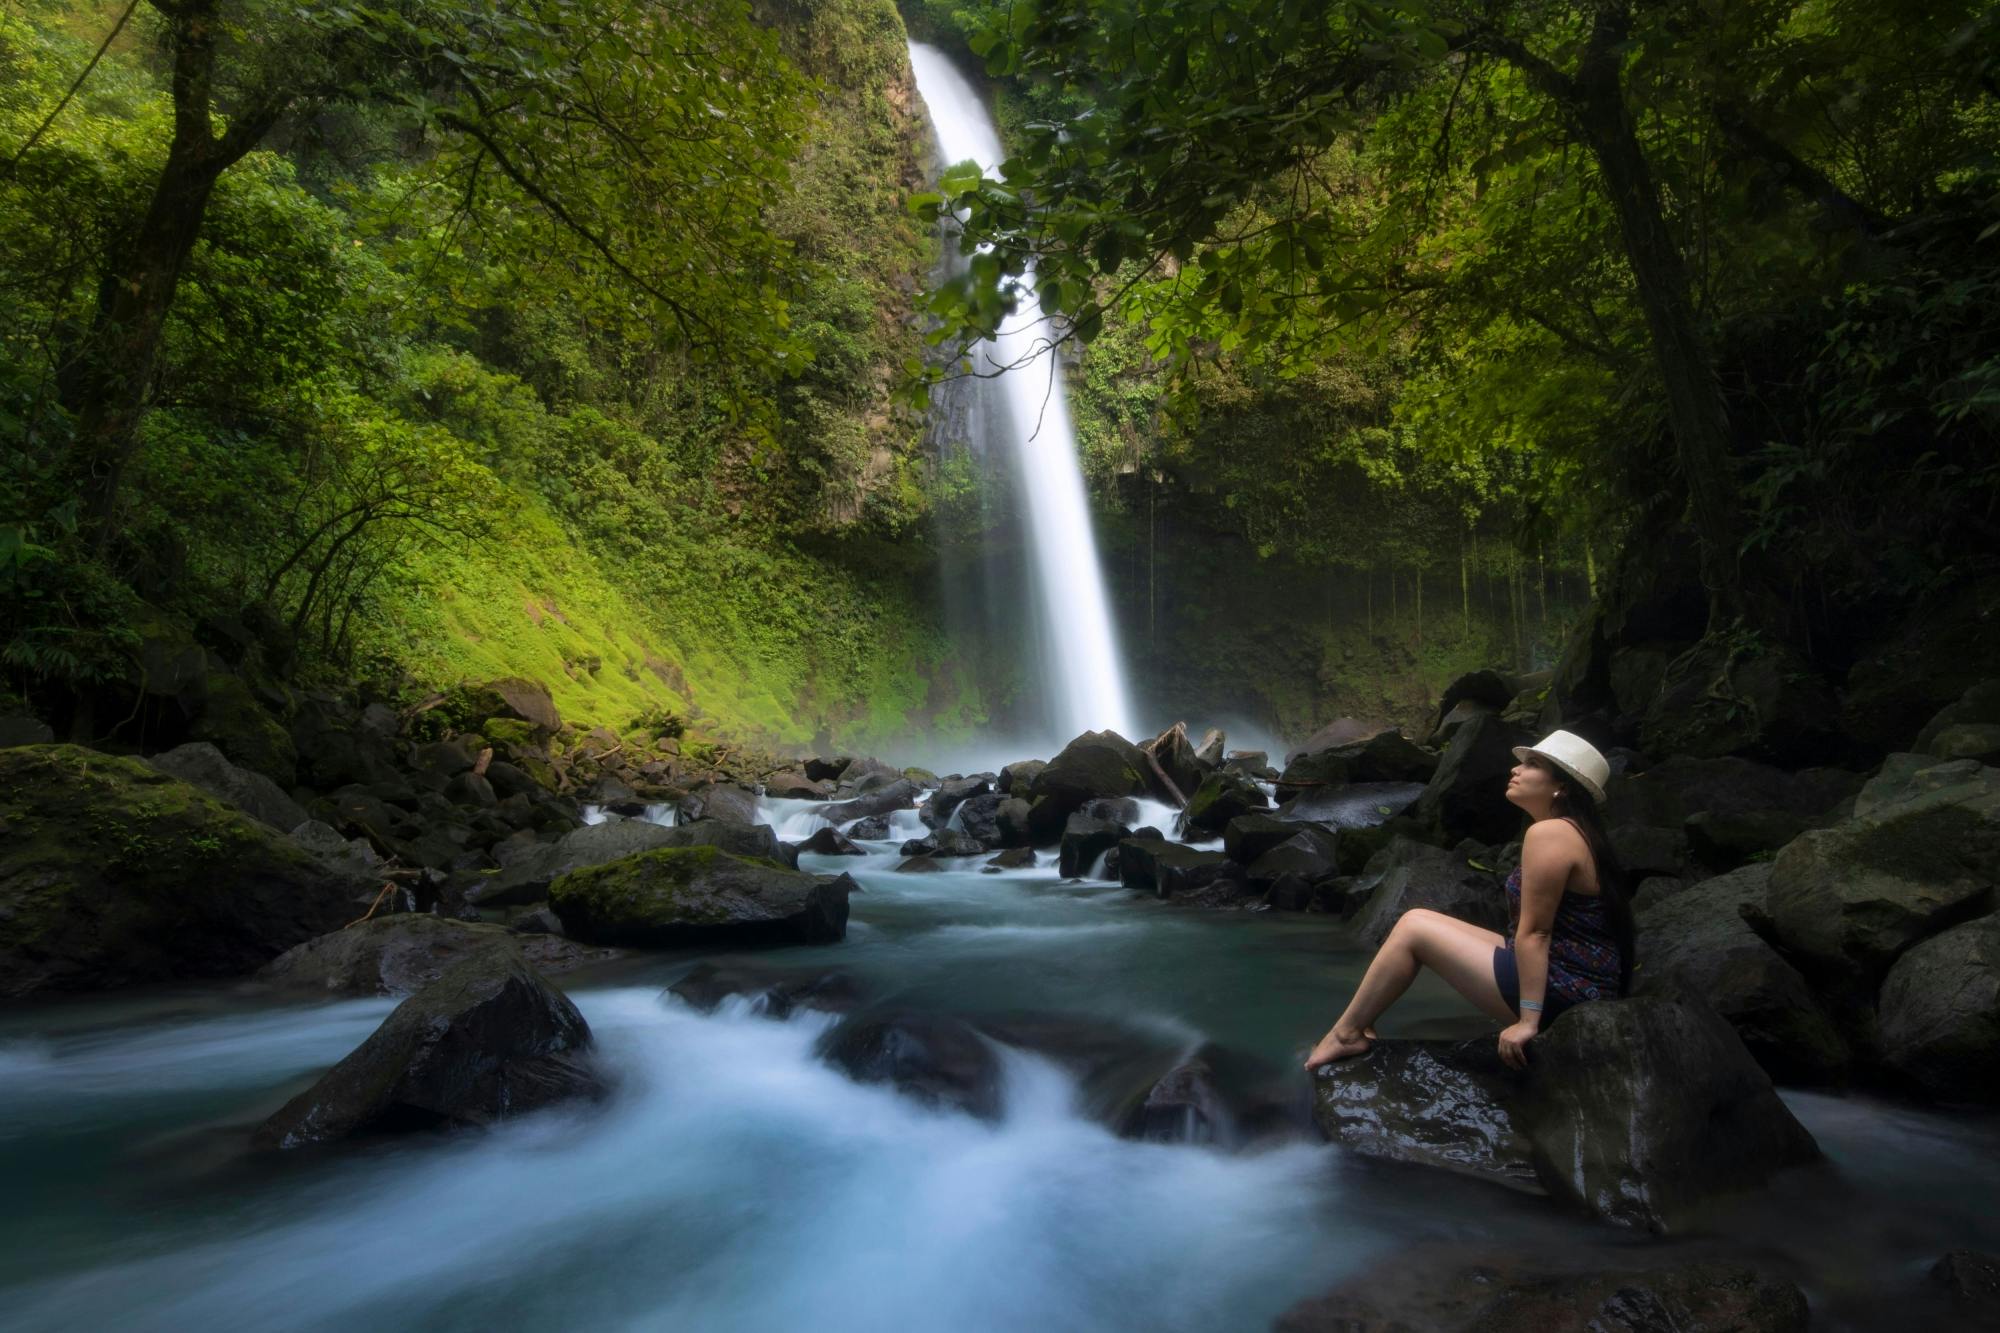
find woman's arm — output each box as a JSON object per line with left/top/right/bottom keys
{"left": 1499, "top": 820, "right": 1572, "bottom": 1069}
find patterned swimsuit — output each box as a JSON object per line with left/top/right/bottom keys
{"left": 1500, "top": 864, "right": 1622, "bottom": 1004}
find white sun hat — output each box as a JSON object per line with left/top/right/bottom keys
{"left": 1511, "top": 729, "right": 1611, "bottom": 804}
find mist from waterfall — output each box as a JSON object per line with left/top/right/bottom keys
{"left": 908, "top": 42, "right": 1136, "bottom": 748}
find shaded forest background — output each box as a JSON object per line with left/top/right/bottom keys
{"left": 2, "top": 0, "right": 1996, "bottom": 759}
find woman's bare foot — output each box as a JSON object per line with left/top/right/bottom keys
{"left": 1304, "top": 1026, "right": 1373, "bottom": 1070}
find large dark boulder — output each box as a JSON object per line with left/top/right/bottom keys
{"left": 1118, "top": 1055, "right": 1237, "bottom": 1146}
{"left": 187, "top": 671, "right": 297, "bottom": 786}
{"left": 1412, "top": 713, "right": 1528, "bottom": 844}
{"left": 1118, "top": 840, "right": 1238, "bottom": 900}
{"left": 1766, "top": 757, "right": 1999, "bottom": 987}
{"left": 0, "top": 745, "right": 368, "bottom": 996}
{"left": 1222, "top": 812, "right": 1300, "bottom": 865}
{"left": 667, "top": 960, "right": 864, "bottom": 1018}
{"left": 997, "top": 759, "right": 1046, "bottom": 794}
{"left": 1930, "top": 1250, "right": 2000, "bottom": 1325}
{"left": 796, "top": 826, "right": 864, "bottom": 856}
{"left": 1180, "top": 768, "right": 1270, "bottom": 837}
{"left": 1276, "top": 1249, "right": 1809, "bottom": 1333}
{"left": 762, "top": 770, "right": 829, "bottom": 801}
{"left": 146, "top": 740, "right": 308, "bottom": 833}
{"left": 1349, "top": 838, "right": 1508, "bottom": 947}
{"left": 253, "top": 951, "right": 600, "bottom": 1149}
{"left": 549, "top": 847, "right": 852, "bottom": 947}
{"left": 1059, "top": 811, "right": 1130, "bottom": 878}
{"left": 290, "top": 693, "right": 403, "bottom": 790}
{"left": 1877, "top": 915, "right": 2000, "bottom": 1102}
{"left": 467, "top": 819, "right": 678, "bottom": 907}
{"left": 465, "top": 678, "right": 562, "bottom": 736}
{"left": 816, "top": 1009, "right": 1003, "bottom": 1120}
{"left": 954, "top": 792, "right": 1006, "bottom": 844}
{"left": 1280, "top": 729, "right": 1438, "bottom": 790}
{"left": 677, "top": 782, "right": 760, "bottom": 825}
{"left": 1635, "top": 864, "right": 1849, "bottom": 1084}
{"left": 1245, "top": 827, "right": 1343, "bottom": 889}
{"left": 259, "top": 915, "right": 608, "bottom": 996}
{"left": 1284, "top": 718, "right": 1392, "bottom": 763}
{"left": 899, "top": 829, "right": 986, "bottom": 859}
{"left": 1916, "top": 679, "right": 2000, "bottom": 765}
{"left": 820, "top": 778, "right": 921, "bottom": 825}
{"left": 1311, "top": 995, "right": 1819, "bottom": 1231}
{"left": 1641, "top": 637, "right": 1843, "bottom": 764}
{"left": 1027, "top": 731, "right": 1150, "bottom": 815}
{"left": 1142, "top": 724, "right": 1205, "bottom": 803}
{"left": 919, "top": 776, "right": 992, "bottom": 830}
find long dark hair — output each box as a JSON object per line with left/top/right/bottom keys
{"left": 1549, "top": 782, "right": 1638, "bottom": 996}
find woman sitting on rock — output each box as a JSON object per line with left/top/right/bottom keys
{"left": 1304, "top": 730, "right": 1635, "bottom": 1072}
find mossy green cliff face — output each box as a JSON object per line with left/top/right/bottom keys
{"left": 549, "top": 845, "right": 851, "bottom": 947}
{"left": 0, "top": 745, "right": 367, "bottom": 996}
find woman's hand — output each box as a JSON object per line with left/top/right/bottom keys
{"left": 1498, "top": 1020, "right": 1539, "bottom": 1070}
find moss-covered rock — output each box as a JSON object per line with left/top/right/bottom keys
{"left": 187, "top": 671, "right": 297, "bottom": 786}
{"left": 549, "top": 845, "right": 851, "bottom": 947}
{"left": 1180, "top": 768, "right": 1271, "bottom": 837}
{"left": 0, "top": 745, "right": 369, "bottom": 996}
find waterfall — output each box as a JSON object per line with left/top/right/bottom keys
{"left": 907, "top": 42, "right": 1136, "bottom": 746}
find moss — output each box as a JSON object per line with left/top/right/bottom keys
{"left": 549, "top": 844, "right": 798, "bottom": 930}
{"left": 483, "top": 717, "right": 537, "bottom": 751}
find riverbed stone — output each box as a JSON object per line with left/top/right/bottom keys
{"left": 1028, "top": 731, "right": 1150, "bottom": 819}
{"left": 1222, "top": 812, "right": 1300, "bottom": 865}
{"left": 0, "top": 745, "right": 370, "bottom": 996}
{"left": 796, "top": 826, "right": 864, "bottom": 856}
{"left": 919, "top": 775, "right": 992, "bottom": 830}
{"left": 900, "top": 829, "right": 986, "bottom": 859}
{"left": 1275, "top": 1249, "right": 1810, "bottom": 1333}
{"left": 1118, "top": 840, "right": 1237, "bottom": 899}
{"left": 253, "top": 951, "right": 600, "bottom": 1149}
{"left": 1119, "top": 1054, "right": 1236, "bottom": 1145}
{"left": 667, "top": 960, "right": 864, "bottom": 1018}
{"left": 259, "top": 914, "right": 608, "bottom": 995}
{"left": 1635, "top": 864, "right": 1849, "bottom": 1084}
{"left": 549, "top": 846, "right": 851, "bottom": 947}
{"left": 984, "top": 847, "right": 1037, "bottom": 871}
{"left": 1412, "top": 713, "right": 1529, "bottom": 844}
{"left": 816, "top": 1009, "right": 1004, "bottom": 1120}
{"left": 677, "top": 782, "right": 760, "bottom": 825}
{"left": 1929, "top": 1250, "right": 2000, "bottom": 1323}
{"left": 1059, "top": 812, "right": 1130, "bottom": 878}
{"left": 1349, "top": 838, "right": 1507, "bottom": 947}
{"left": 997, "top": 759, "right": 1047, "bottom": 794}
{"left": 1181, "top": 768, "right": 1270, "bottom": 837}
{"left": 954, "top": 792, "right": 1006, "bottom": 844}
{"left": 1280, "top": 729, "right": 1438, "bottom": 791}
{"left": 762, "top": 770, "right": 828, "bottom": 801}
{"left": 1766, "top": 757, "right": 2000, "bottom": 985}
{"left": 1141, "top": 724, "right": 1205, "bottom": 804}
{"left": 146, "top": 740, "right": 309, "bottom": 833}
{"left": 1245, "top": 827, "right": 1343, "bottom": 889}
{"left": 1876, "top": 915, "right": 2000, "bottom": 1102}
{"left": 1311, "top": 995, "right": 1819, "bottom": 1231}
{"left": 821, "top": 778, "right": 920, "bottom": 825}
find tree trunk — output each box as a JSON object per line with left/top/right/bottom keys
{"left": 63, "top": 0, "right": 281, "bottom": 547}
{"left": 1460, "top": 532, "right": 1470, "bottom": 640}
{"left": 1566, "top": 12, "right": 1746, "bottom": 626}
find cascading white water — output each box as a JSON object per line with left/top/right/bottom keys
{"left": 907, "top": 42, "right": 1136, "bottom": 744}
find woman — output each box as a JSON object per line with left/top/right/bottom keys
{"left": 1303, "top": 729, "right": 1635, "bottom": 1072}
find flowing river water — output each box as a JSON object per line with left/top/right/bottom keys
{"left": 2, "top": 792, "right": 1998, "bottom": 1331}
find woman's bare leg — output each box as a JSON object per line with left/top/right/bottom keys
{"left": 1305, "top": 910, "right": 1513, "bottom": 1069}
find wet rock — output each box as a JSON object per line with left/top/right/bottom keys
{"left": 677, "top": 782, "right": 760, "bottom": 825}
{"left": 1080, "top": 795, "right": 1142, "bottom": 825}
{"left": 1223, "top": 812, "right": 1301, "bottom": 865}
{"left": 1222, "top": 750, "right": 1271, "bottom": 777}
{"left": 1264, "top": 872, "right": 1315, "bottom": 911}
{"left": 1312, "top": 1036, "right": 1539, "bottom": 1189}
{"left": 1276, "top": 1249, "right": 1809, "bottom": 1333}
{"left": 1118, "top": 840, "right": 1237, "bottom": 899}
{"left": 830, "top": 757, "right": 900, "bottom": 794}
{"left": 984, "top": 847, "right": 1037, "bottom": 871}
{"left": 509, "top": 906, "right": 565, "bottom": 937}
{"left": 290, "top": 694, "right": 403, "bottom": 790}
{"left": 551, "top": 848, "right": 851, "bottom": 948}
{"left": 762, "top": 770, "right": 828, "bottom": 801}
{"left": 1524, "top": 995, "right": 1819, "bottom": 1230}
{"left": 821, "top": 779, "right": 921, "bottom": 825}
{"left": 1028, "top": 731, "right": 1151, "bottom": 814}
{"left": 1180, "top": 769, "right": 1270, "bottom": 837}
{"left": 146, "top": 740, "right": 309, "bottom": 832}
{"left": 1142, "top": 723, "right": 1205, "bottom": 803}
{"left": 1412, "top": 713, "right": 1529, "bottom": 845}
{"left": 1349, "top": 838, "right": 1508, "bottom": 947}
{"left": 954, "top": 792, "right": 1006, "bottom": 844}
{"left": 0, "top": 746, "right": 368, "bottom": 996}
{"left": 1245, "top": 827, "right": 1343, "bottom": 889}
{"left": 466, "top": 819, "right": 680, "bottom": 907}
{"left": 1280, "top": 729, "right": 1438, "bottom": 790}
{"left": 1877, "top": 915, "right": 2000, "bottom": 1102}
{"left": 997, "top": 759, "right": 1047, "bottom": 794}
{"left": 1059, "top": 812, "right": 1130, "bottom": 878}
{"left": 1194, "top": 728, "right": 1226, "bottom": 766}
{"left": 802, "top": 755, "right": 852, "bottom": 783}
{"left": 848, "top": 814, "right": 892, "bottom": 840}
{"left": 444, "top": 771, "right": 497, "bottom": 809}
{"left": 411, "top": 739, "right": 477, "bottom": 784}
{"left": 895, "top": 855, "right": 943, "bottom": 873}
{"left": 1285, "top": 718, "right": 1393, "bottom": 763}
{"left": 817, "top": 1009, "right": 1003, "bottom": 1120}
{"left": 260, "top": 914, "right": 605, "bottom": 995}
{"left": 1311, "top": 995, "right": 1819, "bottom": 1231}
{"left": 1766, "top": 757, "right": 1999, "bottom": 985}
{"left": 1635, "top": 864, "right": 1849, "bottom": 1084}
{"left": 797, "top": 826, "right": 865, "bottom": 856}
{"left": 1929, "top": 1250, "right": 2000, "bottom": 1324}
{"left": 1120, "top": 1055, "right": 1235, "bottom": 1144}
{"left": 919, "top": 775, "right": 992, "bottom": 830}
{"left": 994, "top": 796, "right": 1037, "bottom": 847}
{"left": 668, "top": 960, "right": 863, "bottom": 1018}
{"left": 290, "top": 819, "right": 383, "bottom": 882}
{"left": 253, "top": 951, "right": 599, "bottom": 1149}
{"left": 899, "top": 829, "right": 986, "bottom": 858}
{"left": 186, "top": 671, "right": 297, "bottom": 786}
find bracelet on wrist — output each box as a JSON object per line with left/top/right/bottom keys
{"left": 1519, "top": 1000, "right": 1544, "bottom": 1013}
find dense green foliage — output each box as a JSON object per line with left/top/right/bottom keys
{"left": 920, "top": 0, "right": 2000, "bottom": 652}
{"left": 1, "top": 0, "right": 975, "bottom": 746}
